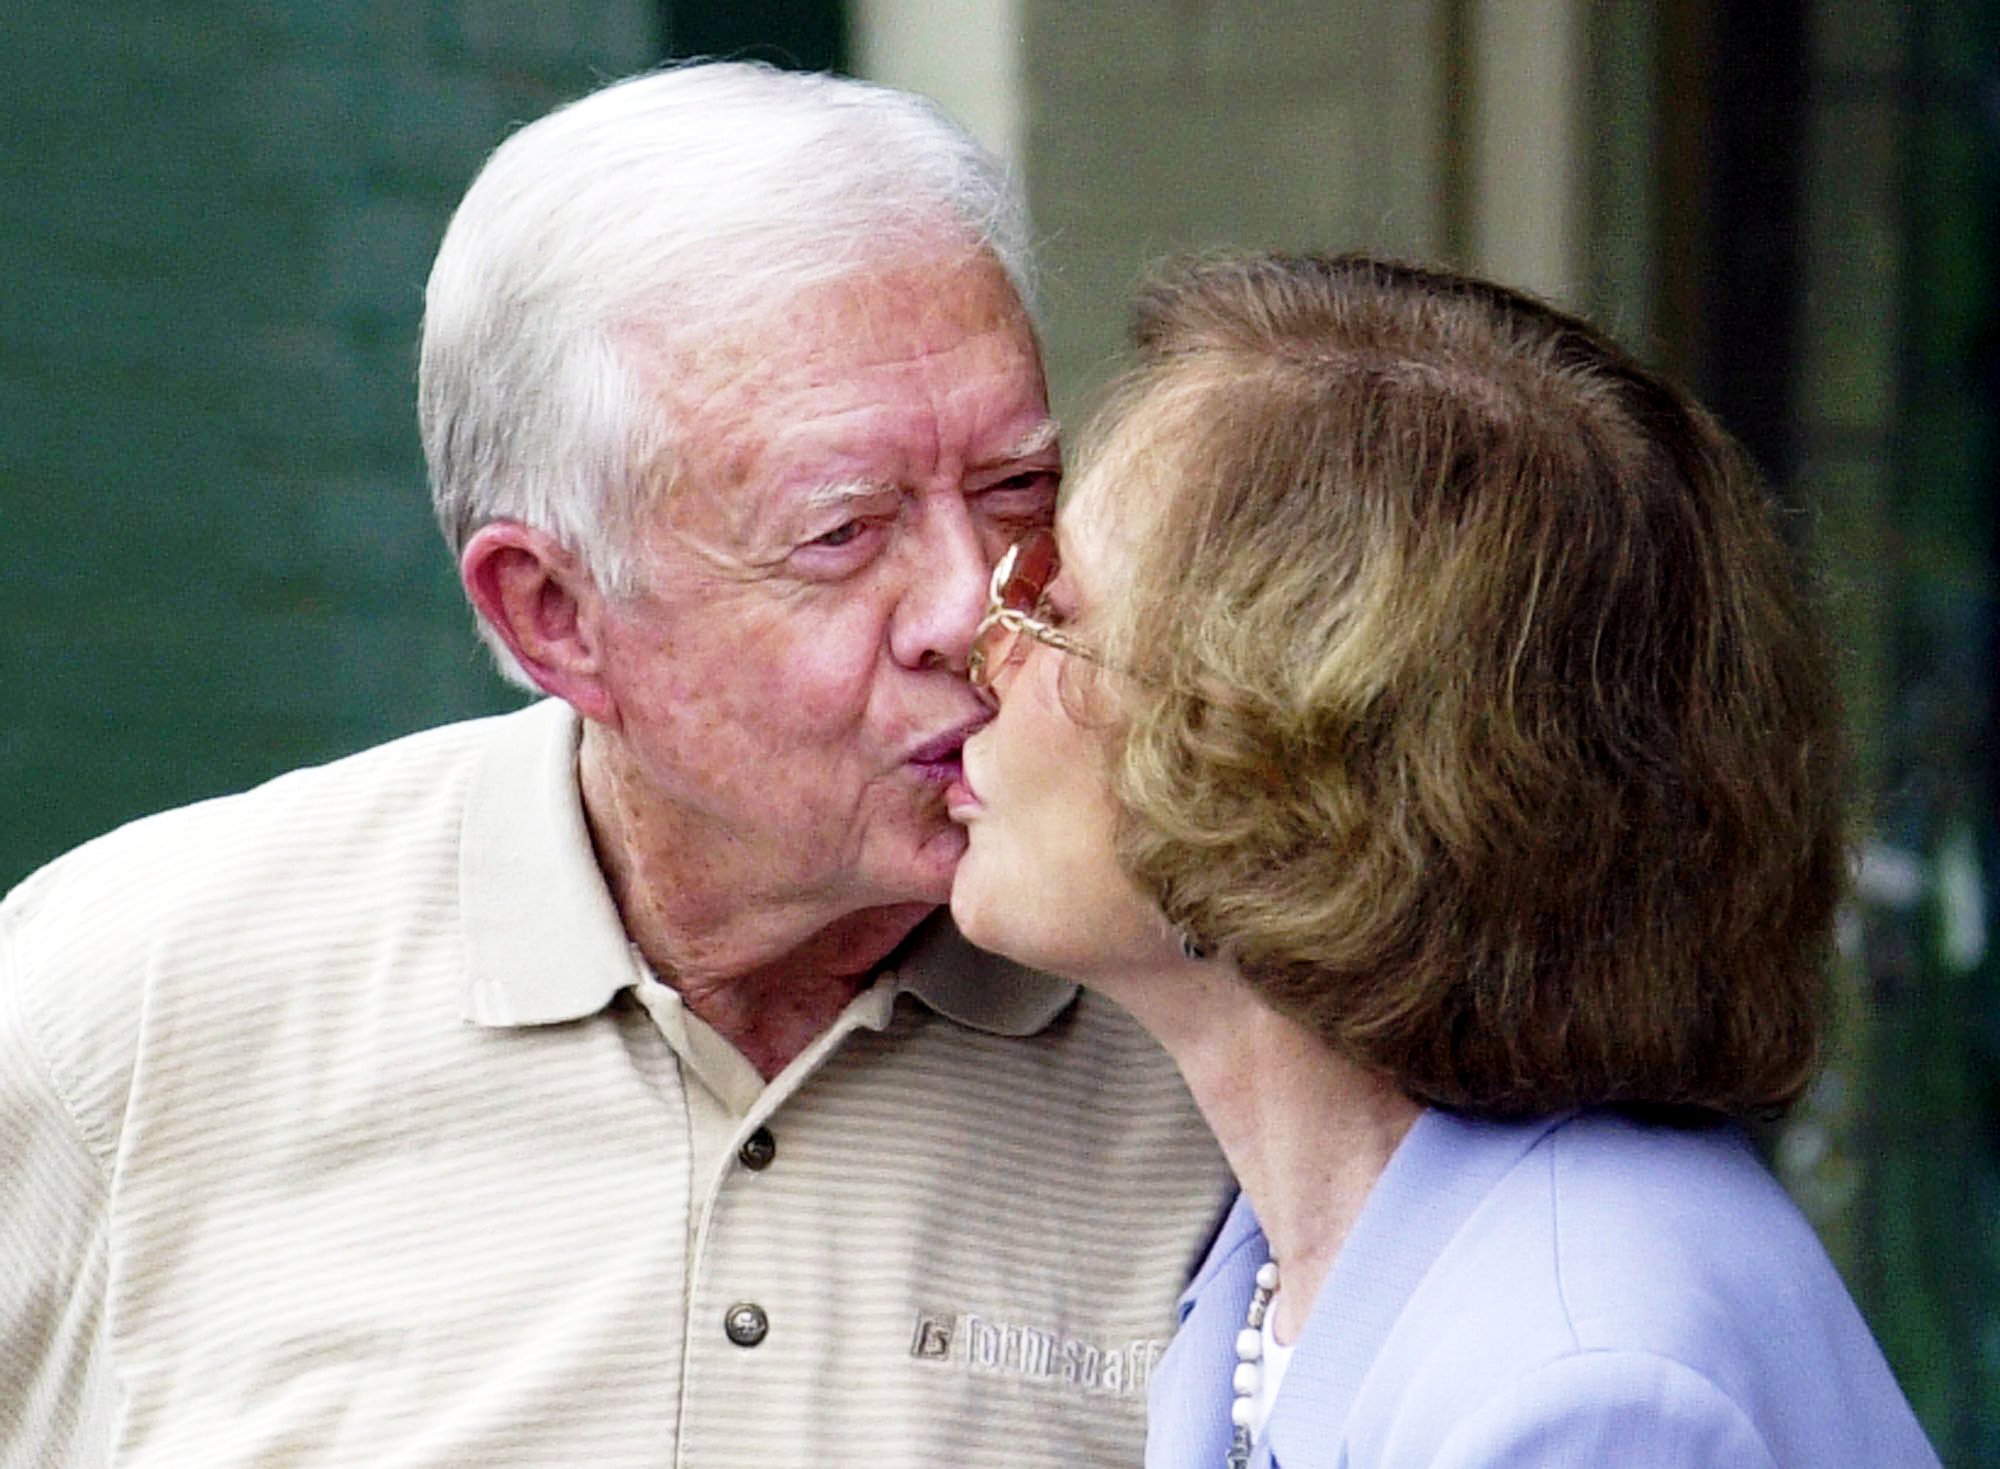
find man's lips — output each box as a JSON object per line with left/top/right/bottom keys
{"left": 905, "top": 719, "right": 987, "bottom": 783}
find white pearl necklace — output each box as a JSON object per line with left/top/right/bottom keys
{"left": 1226, "top": 1260, "right": 1281, "bottom": 1468}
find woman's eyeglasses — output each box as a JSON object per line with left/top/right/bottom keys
{"left": 969, "top": 530, "right": 1098, "bottom": 692}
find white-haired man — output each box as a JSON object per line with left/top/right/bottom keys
{"left": 0, "top": 65, "right": 1229, "bottom": 1467}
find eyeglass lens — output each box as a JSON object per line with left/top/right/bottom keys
{"left": 998, "top": 529, "right": 1057, "bottom": 613}
{"left": 971, "top": 530, "right": 1059, "bottom": 689}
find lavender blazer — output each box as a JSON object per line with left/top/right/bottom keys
{"left": 1149, "top": 1109, "right": 1939, "bottom": 1468}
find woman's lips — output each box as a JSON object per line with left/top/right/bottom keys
{"left": 944, "top": 777, "right": 981, "bottom": 819}
{"left": 945, "top": 748, "right": 984, "bottom": 820}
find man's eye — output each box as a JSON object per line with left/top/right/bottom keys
{"left": 984, "top": 470, "right": 1061, "bottom": 505}
{"left": 812, "top": 520, "right": 866, "bottom": 548}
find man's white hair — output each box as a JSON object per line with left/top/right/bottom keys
{"left": 418, "top": 61, "right": 1035, "bottom": 680}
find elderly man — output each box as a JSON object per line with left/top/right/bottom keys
{"left": 0, "top": 64, "right": 1229, "bottom": 1467}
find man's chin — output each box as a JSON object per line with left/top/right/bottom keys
{"left": 847, "top": 803, "right": 967, "bottom": 912}
{"left": 897, "top": 820, "right": 969, "bottom": 905}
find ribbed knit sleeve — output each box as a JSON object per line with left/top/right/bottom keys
{"left": 0, "top": 888, "right": 116, "bottom": 1469}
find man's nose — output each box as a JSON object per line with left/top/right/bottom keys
{"left": 890, "top": 497, "right": 991, "bottom": 672}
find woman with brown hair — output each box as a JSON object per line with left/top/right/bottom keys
{"left": 946, "top": 253, "right": 1937, "bottom": 1467}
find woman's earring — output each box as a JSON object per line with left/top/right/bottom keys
{"left": 1179, "top": 930, "right": 1209, "bottom": 962}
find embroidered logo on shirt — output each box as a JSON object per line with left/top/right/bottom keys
{"left": 909, "top": 1309, "right": 1165, "bottom": 1396}
{"left": 910, "top": 1312, "right": 955, "bottom": 1360}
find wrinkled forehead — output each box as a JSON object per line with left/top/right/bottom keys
{"left": 629, "top": 249, "right": 1050, "bottom": 533}
{"left": 631, "top": 243, "right": 1037, "bottom": 387}
{"left": 782, "top": 249, "right": 1037, "bottom": 353}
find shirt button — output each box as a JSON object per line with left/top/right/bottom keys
{"left": 738, "top": 1127, "right": 777, "bottom": 1171}
{"left": 725, "top": 1302, "right": 769, "bottom": 1347}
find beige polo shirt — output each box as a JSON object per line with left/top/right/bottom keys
{"left": 0, "top": 700, "right": 1232, "bottom": 1468}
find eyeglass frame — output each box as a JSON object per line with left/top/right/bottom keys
{"left": 968, "top": 531, "right": 1099, "bottom": 691}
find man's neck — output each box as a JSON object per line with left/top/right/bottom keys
{"left": 650, "top": 903, "right": 934, "bottom": 1077}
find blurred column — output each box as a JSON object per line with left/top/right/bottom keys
{"left": 851, "top": 0, "right": 1024, "bottom": 169}
{"left": 1007, "top": 0, "right": 1454, "bottom": 420}
{"left": 1463, "top": 0, "right": 1589, "bottom": 308}
{"left": 1859, "top": 0, "right": 2000, "bottom": 1457}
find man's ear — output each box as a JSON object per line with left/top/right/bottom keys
{"left": 460, "top": 522, "right": 620, "bottom": 726}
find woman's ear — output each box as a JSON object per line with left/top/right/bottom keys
{"left": 459, "top": 522, "right": 619, "bottom": 725}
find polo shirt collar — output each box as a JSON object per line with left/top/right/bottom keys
{"left": 1263, "top": 1108, "right": 1565, "bottom": 1462}
{"left": 1174, "top": 1188, "right": 1265, "bottom": 1324}
{"left": 460, "top": 700, "right": 640, "bottom": 1026}
{"left": 458, "top": 700, "right": 1078, "bottom": 1036}
{"left": 887, "top": 908, "right": 1078, "bottom": 1037}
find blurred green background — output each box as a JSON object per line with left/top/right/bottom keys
{"left": 3, "top": 0, "right": 1994, "bottom": 1458}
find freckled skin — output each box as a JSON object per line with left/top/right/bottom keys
{"left": 579, "top": 251, "right": 1060, "bottom": 1072}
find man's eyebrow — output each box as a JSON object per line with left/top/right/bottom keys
{"left": 992, "top": 419, "right": 1062, "bottom": 463}
{"left": 792, "top": 424, "right": 1061, "bottom": 515}
{"left": 797, "top": 478, "right": 896, "bottom": 514}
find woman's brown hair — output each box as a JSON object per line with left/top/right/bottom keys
{"left": 1089, "top": 252, "right": 1843, "bottom": 1118}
